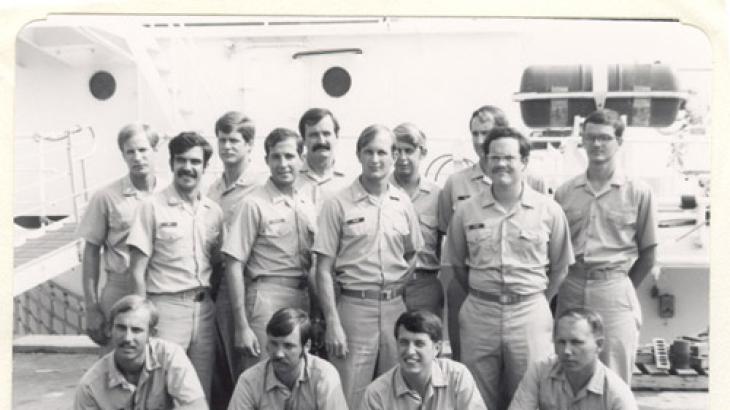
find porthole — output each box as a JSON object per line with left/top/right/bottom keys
{"left": 89, "top": 71, "right": 116, "bottom": 101}
{"left": 322, "top": 66, "right": 351, "bottom": 98}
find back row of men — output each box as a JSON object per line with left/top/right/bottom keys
{"left": 76, "top": 106, "right": 656, "bottom": 409}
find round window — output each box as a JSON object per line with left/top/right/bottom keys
{"left": 322, "top": 66, "right": 351, "bottom": 98}
{"left": 89, "top": 71, "right": 116, "bottom": 101}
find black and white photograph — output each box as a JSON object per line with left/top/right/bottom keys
{"left": 10, "top": 12, "right": 716, "bottom": 410}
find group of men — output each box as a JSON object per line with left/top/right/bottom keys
{"left": 75, "top": 105, "right": 655, "bottom": 410}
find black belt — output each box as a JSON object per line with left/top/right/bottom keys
{"left": 252, "top": 276, "right": 308, "bottom": 289}
{"left": 148, "top": 287, "right": 209, "bottom": 302}
{"left": 340, "top": 287, "right": 403, "bottom": 301}
{"left": 412, "top": 269, "right": 439, "bottom": 280}
{"left": 469, "top": 288, "right": 539, "bottom": 305}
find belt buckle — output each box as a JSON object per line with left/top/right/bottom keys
{"left": 194, "top": 291, "right": 206, "bottom": 302}
{"left": 380, "top": 289, "right": 391, "bottom": 300}
{"left": 499, "top": 293, "right": 513, "bottom": 304}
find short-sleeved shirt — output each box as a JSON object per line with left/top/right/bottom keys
{"left": 554, "top": 171, "right": 657, "bottom": 272}
{"left": 508, "top": 355, "right": 638, "bottom": 410}
{"left": 126, "top": 185, "right": 224, "bottom": 294}
{"left": 76, "top": 176, "right": 161, "bottom": 275}
{"left": 446, "top": 183, "right": 574, "bottom": 295}
{"left": 206, "top": 171, "right": 262, "bottom": 226}
{"left": 228, "top": 352, "right": 348, "bottom": 410}
{"left": 221, "top": 179, "right": 317, "bottom": 279}
{"left": 312, "top": 178, "right": 424, "bottom": 289}
{"left": 360, "top": 358, "right": 486, "bottom": 410}
{"left": 391, "top": 174, "right": 441, "bottom": 271}
{"left": 438, "top": 163, "right": 548, "bottom": 234}
{"left": 74, "top": 337, "right": 206, "bottom": 410}
{"left": 296, "top": 161, "right": 350, "bottom": 207}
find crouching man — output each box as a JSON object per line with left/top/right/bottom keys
{"left": 74, "top": 295, "right": 207, "bottom": 410}
{"left": 361, "top": 310, "right": 486, "bottom": 410}
{"left": 508, "top": 308, "right": 638, "bottom": 410}
{"left": 228, "top": 308, "right": 348, "bottom": 410}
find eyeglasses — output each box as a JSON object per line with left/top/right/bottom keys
{"left": 582, "top": 134, "right": 616, "bottom": 143}
{"left": 486, "top": 155, "right": 520, "bottom": 163}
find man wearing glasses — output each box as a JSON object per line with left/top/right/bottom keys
{"left": 445, "top": 126, "right": 574, "bottom": 410}
{"left": 554, "top": 109, "right": 657, "bottom": 383}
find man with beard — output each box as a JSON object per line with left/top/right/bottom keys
{"left": 228, "top": 308, "right": 348, "bottom": 410}
{"left": 297, "top": 108, "right": 350, "bottom": 206}
{"left": 127, "top": 132, "right": 224, "bottom": 404}
{"left": 74, "top": 295, "right": 206, "bottom": 410}
{"left": 391, "top": 123, "right": 443, "bottom": 318}
{"left": 554, "top": 109, "right": 657, "bottom": 383}
{"left": 446, "top": 127, "right": 573, "bottom": 410}
{"left": 437, "top": 105, "right": 547, "bottom": 361}
{"left": 361, "top": 310, "right": 486, "bottom": 410}
{"left": 222, "top": 128, "right": 316, "bottom": 369}
{"left": 78, "top": 123, "right": 162, "bottom": 351}
{"left": 314, "top": 125, "right": 423, "bottom": 407}
{"left": 509, "top": 308, "right": 638, "bottom": 410}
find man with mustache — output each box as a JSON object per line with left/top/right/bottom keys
{"left": 207, "top": 111, "right": 259, "bottom": 404}
{"left": 77, "top": 123, "right": 162, "bottom": 351}
{"left": 446, "top": 127, "right": 574, "bottom": 410}
{"left": 228, "top": 308, "right": 348, "bottom": 410}
{"left": 74, "top": 295, "right": 206, "bottom": 410}
{"left": 361, "top": 310, "right": 486, "bottom": 410}
{"left": 391, "top": 123, "right": 444, "bottom": 319}
{"left": 222, "top": 128, "right": 316, "bottom": 370}
{"left": 314, "top": 125, "right": 423, "bottom": 407}
{"left": 297, "top": 108, "right": 350, "bottom": 206}
{"left": 554, "top": 109, "right": 657, "bottom": 383}
{"left": 508, "top": 308, "right": 638, "bottom": 410}
{"left": 127, "top": 132, "right": 224, "bottom": 405}
{"left": 437, "top": 106, "right": 547, "bottom": 362}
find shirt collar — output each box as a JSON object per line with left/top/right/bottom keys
{"left": 393, "top": 361, "right": 447, "bottom": 398}
{"left": 549, "top": 358, "right": 606, "bottom": 396}
{"left": 574, "top": 169, "right": 627, "bottom": 189}
{"left": 389, "top": 173, "right": 434, "bottom": 197}
{"left": 479, "top": 182, "right": 537, "bottom": 209}
{"left": 122, "top": 175, "right": 159, "bottom": 197}
{"left": 215, "top": 172, "right": 258, "bottom": 195}
{"left": 469, "top": 163, "right": 492, "bottom": 184}
{"left": 264, "top": 179, "right": 298, "bottom": 205}
{"left": 106, "top": 341, "right": 160, "bottom": 389}
{"left": 164, "top": 184, "right": 210, "bottom": 209}
{"left": 300, "top": 160, "right": 345, "bottom": 180}
{"left": 349, "top": 178, "right": 399, "bottom": 203}
{"left": 264, "top": 353, "right": 310, "bottom": 393}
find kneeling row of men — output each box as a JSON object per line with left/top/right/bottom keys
{"left": 77, "top": 106, "right": 655, "bottom": 409}
{"left": 76, "top": 296, "right": 638, "bottom": 409}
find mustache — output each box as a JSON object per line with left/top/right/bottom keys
{"left": 311, "top": 142, "right": 331, "bottom": 151}
{"left": 176, "top": 169, "right": 198, "bottom": 178}
{"left": 118, "top": 341, "right": 136, "bottom": 349}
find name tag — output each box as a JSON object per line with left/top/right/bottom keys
{"left": 346, "top": 217, "right": 365, "bottom": 225}
{"left": 160, "top": 221, "right": 177, "bottom": 228}
{"left": 268, "top": 218, "right": 286, "bottom": 225}
{"left": 467, "top": 223, "right": 485, "bottom": 230}
{"left": 389, "top": 196, "right": 400, "bottom": 201}
{"left": 457, "top": 195, "right": 471, "bottom": 201}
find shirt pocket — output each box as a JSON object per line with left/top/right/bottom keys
{"left": 465, "top": 226, "right": 495, "bottom": 265}
{"left": 606, "top": 208, "right": 638, "bottom": 245}
{"left": 155, "top": 224, "right": 185, "bottom": 261}
{"left": 418, "top": 214, "right": 438, "bottom": 249}
{"left": 109, "top": 204, "right": 134, "bottom": 246}
{"left": 342, "top": 214, "right": 369, "bottom": 237}
{"left": 512, "top": 228, "right": 548, "bottom": 262}
{"left": 259, "top": 218, "right": 292, "bottom": 238}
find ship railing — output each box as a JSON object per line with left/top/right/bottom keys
{"left": 13, "top": 280, "right": 86, "bottom": 336}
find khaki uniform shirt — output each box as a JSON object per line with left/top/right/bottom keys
{"left": 391, "top": 174, "right": 441, "bottom": 271}
{"left": 221, "top": 179, "right": 317, "bottom": 278}
{"left": 438, "top": 164, "right": 548, "bottom": 234}
{"left": 296, "top": 161, "right": 350, "bottom": 207}
{"left": 74, "top": 338, "right": 206, "bottom": 410}
{"left": 127, "top": 185, "right": 224, "bottom": 294}
{"left": 207, "top": 171, "right": 261, "bottom": 227}
{"left": 554, "top": 171, "right": 657, "bottom": 272}
{"left": 360, "top": 358, "right": 486, "bottom": 410}
{"left": 77, "top": 176, "right": 161, "bottom": 275}
{"left": 228, "top": 352, "right": 348, "bottom": 410}
{"left": 508, "top": 355, "right": 638, "bottom": 410}
{"left": 313, "top": 179, "right": 424, "bottom": 289}
{"left": 446, "top": 184, "right": 574, "bottom": 295}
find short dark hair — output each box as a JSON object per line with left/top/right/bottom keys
{"left": 582, "top": 108, "right": 625, "bottom": 139}
{"left": 555, "top": 308, "right": 605, "bottom": 339}
{"left": 117, "top": 123, "right": 160, "bottom": 151}
{"left": 356, "top": 124, "right": 394, "bottom": 155}
{"left": 299, "top": 108, "right": 340, "bottom": 139}
{"left": 264, "top": 128, "right": 303, "bottom": 157}
{"left": 394, "top": 310, "right": 443, "bottom": 343}
{"left": 266, "top": 307, "right": 312, "bottom": 346}
{"left": 469, "top": 105, "right": 509, "bottom": 129}
{"left": 109, "top": 295, "right": 159, "bottom": 333}
{"left": 482, "top": 126, "right": 531, "bottom": 159}
{"left": 168, "top": 131, "right": 214, "bottom": 168}
{"left": 215, "top": 111, "right": 255, "bottom": 143}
